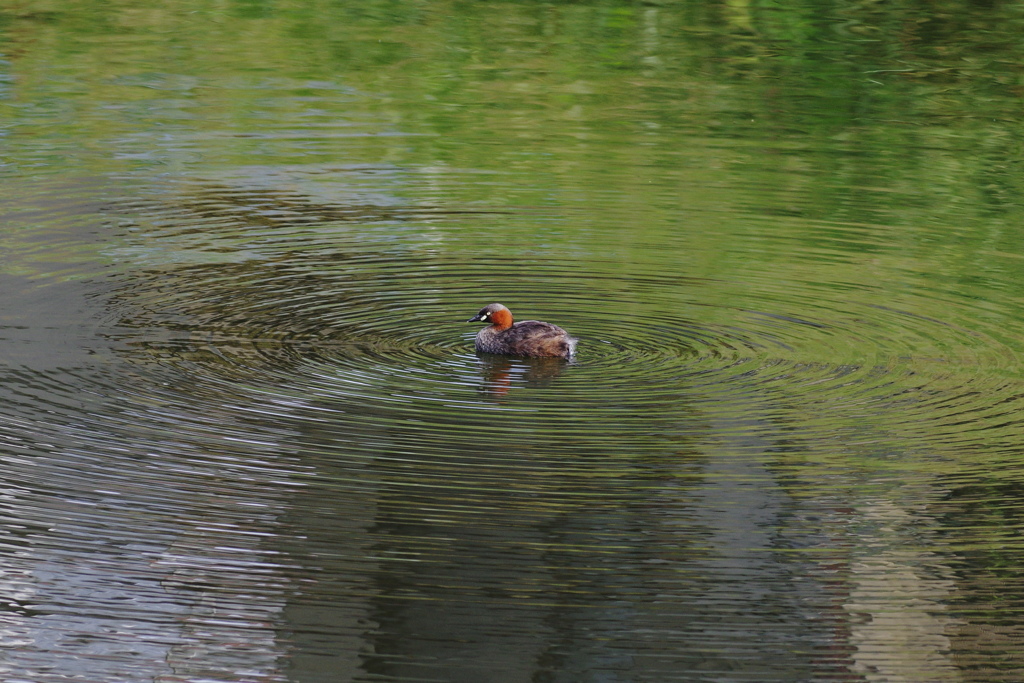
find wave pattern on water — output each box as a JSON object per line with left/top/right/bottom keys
{"left": 2, "top": 176, "right": 1024, "bottom": 681}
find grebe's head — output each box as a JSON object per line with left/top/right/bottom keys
{"left": 467, "top": 303, "right": 513, "bottom": 329}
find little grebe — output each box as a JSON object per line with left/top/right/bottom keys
{"left": 467, "top": 303, "right": 577, "bottom": 359}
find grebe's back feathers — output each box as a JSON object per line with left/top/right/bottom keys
{"left": 467, "top": 304, "right": 576, "bottom": 359}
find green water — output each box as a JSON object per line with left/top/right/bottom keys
{"left": 2, "top": 1, "right": 1024, "bottom": 681}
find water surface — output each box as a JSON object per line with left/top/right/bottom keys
{"left": 2, "top": 2, "right": 1024, "bottom": 681}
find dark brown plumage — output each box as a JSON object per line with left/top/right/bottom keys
{"left": 467, "top": 303, "right": 576, "bottom": 359}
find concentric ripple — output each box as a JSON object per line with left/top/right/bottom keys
{"left": 81, "top": 179, "right": 1024, "bottom": 467}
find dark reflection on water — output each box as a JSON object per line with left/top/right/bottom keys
{"left": 274, "top": 368, "right": 821, "bottom": 682}
{"left": 474, "top": 354, "right": 570, "bottom": 399}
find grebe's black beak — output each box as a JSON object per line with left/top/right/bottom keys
{"left": 467, "top": 313, "right": 485, "bottom": 322}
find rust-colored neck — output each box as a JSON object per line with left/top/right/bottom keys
{"left": 490, "top": 307, "right": 513, "bottom": 331}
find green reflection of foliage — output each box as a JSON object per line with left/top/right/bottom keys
{"left": 0, "top": 4, "right": 1021, "bottom": 341}
{"left": 2, "top": 0, "right": 1023, "bottom": 341}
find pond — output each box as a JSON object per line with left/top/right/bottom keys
{"left": 2, "top": 1, "right": 1024, "bottom": 681}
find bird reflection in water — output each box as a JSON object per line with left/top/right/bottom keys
{"left": 475, "top": 353, "right": 570, "bottom": 400}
